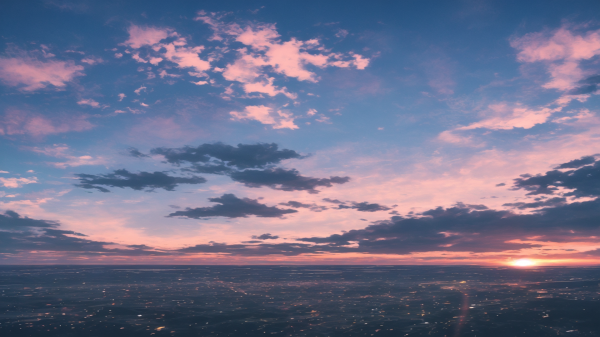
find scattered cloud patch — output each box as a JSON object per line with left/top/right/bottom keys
{"left": 168, "top": 193, "right": 297, "bottom": 219}
{"left": 230, "top": 105, "right": 298, "bottom": 130}
{"left": 0, "top": 54, "right": 84, "bottom": 91}
{"left": 75, "top": 169, "right": 206, "bottom": 192}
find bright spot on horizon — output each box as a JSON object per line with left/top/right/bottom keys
{"left": 511, "top": 258, "right": 537, "bottom": 267}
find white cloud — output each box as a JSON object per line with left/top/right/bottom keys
{"left": 118, "top": 93, "right": 126, "bottom": 101}
{"left": 307, "top": 108, "right": 317, "bottom": 116}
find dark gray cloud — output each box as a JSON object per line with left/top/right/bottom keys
{"left": 554, "top": 156, "right": 596, "bottom": 169}
{"left": 503, "top": 197, "right": 567, "bottom": 209}
{"left": 252, "top": 233, "right": 279, "bottom": 240}
{"left": 75, "top": 169, "right": 206, "bottom": 192}
{"left": 322, "top": 198, "right": 344, "bottom": 204}
{"left": 279, "top": 201, "right": 328, "bottom": 212}
{"left": 133, "top": 142, "right": 350, "bottom": 194}
{"left": 0, "top": 211, "right": 164, "bottom": 256}
{"left": 149, "top": 142, "right": 302, "bottom": 169}
{"left": 337, "top": 201, "right": 392, "bottom": 212}
{"left": 127, "top": 147, "right": 149, "bottom": 158}
{"left": 512, "top": 156, "right": 600, "bottom": 197}
{"left": 568, "top": 75, "right": 600, "bottom": 95}
{"left": 178, "top": 242, "right": 329, "bottom": 256}
{"left": 168, "top": 194, "right": 297, "bottom": 219}
{"left": 230, "top": 168, "right": 350, "bottom": 194}
{"left": 321, "top": 199, "right": 393, "bottom": 212}
{"left": 297, "top": 198, "right": 600, "bottom": 254}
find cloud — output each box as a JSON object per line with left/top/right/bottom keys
{"left": 512, "top": 156, "right": 600, "bottom": 198}
{"left": 77, "top": 98, "right": 102, "bottom": 108}
{"left": 131, "top": 142, "right": 348, "bottom": 194}
{"left": 457, "top": 102, "right": 557, "bottom": 131}
{"left": 335, "top": 201, "right": 392, "bottom": 212}
{"left": 0, "top": 55, "right": 84, "bottom": 91}
{"left": 0, "top": 109, "right": 93, "bottom": 137}
{"left": 0, "top": 177, "right": 37, "bottom": 188}
{"left": 123, "top": 25, "right": 173, "bottom": 49}
{"left": 554, "top": 155, "right": 596, "bottom": 169}
{"left": 168, "top": 193, "right": 297, "bottom": 219}
{"left": 127, "top": 147, "right": 149, "bottom": 158}
{"left": 229, "top": 168, "right": 350, "bottom": 194}
{"left": 123, "top": 25, "right": 211, "bottom": 77}
{"left": 230, "top": 105, "right": 298, "bottom": 129}
{"left": 511, "top": 27, "right": 600, "bottom": 91}
{"left": 279, "top": 200, "right": 328, "bottom": 212}
{"left": 251, "top": 233, "right": 279, "bottom": 240}
{"left": 568, "top": 74, "right": 600, "bottom": 95}
{"left": 134, "top": 85, "right": 146, "bottom": 95}
{"left": 149, "top": 142, "right": 302, "bottom": 169}
{"left": 80, "top": 56, "right": 103, "bottom": 65}
{"left": 177, "top": 242, "right": 318, "bottom": 256}
{"left": 196, "top": 14, "right": 369, "bottom": 96}
{"left": 0, "top": 210, "right": 163, "bottom": 255}
{"left": 75, "top": 169, "right": 206, "bottom": 192}
{"left": 503, "top": 197, "right": 567, "bottom": 210}
{"left": 30, "top": 144, "right": 106, "bottom": 168}
{"left": 118, "top": 93, "right": 126, "bottom": 101}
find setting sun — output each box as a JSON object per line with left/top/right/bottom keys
{"left": 511, "top": 259, "right": 537, "bottom": 267}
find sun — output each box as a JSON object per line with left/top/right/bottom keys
{"left": 511, "top": 258, "right": 537, "bottom": 267}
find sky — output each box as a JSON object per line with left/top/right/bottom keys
{"left": 2, "top": 0, "right": 600, "bottom": 266}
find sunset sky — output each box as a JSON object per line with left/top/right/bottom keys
{"left": 2, "top": 0, "right": 600, "bottom": 265}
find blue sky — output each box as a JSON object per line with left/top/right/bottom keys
{"left": 2, "top": 0, "right": 600, "bottom": 265}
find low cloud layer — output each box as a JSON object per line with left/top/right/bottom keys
{"left": 0, "top": 211, "right": 162, "bottom": 256}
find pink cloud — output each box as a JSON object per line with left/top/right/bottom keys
{"left": 196, "top": 15, "right": 370, "bottom": 97}
{"left": 0, "top": 56, "right": 84, "bottom": 91}
{"left": 511, "top": 27, "right": 600, "bottom": 91}
{"left": 77, "top": 98, "right": 102, "bottom": 108}
{"left": 0, "top": 109, "right": 94, "bottom": 137}
{"left": 230, "top": 105, "right": 298, "bottom": 130}
{"left": 0, "top": 177, "right": 37, "bottom": 188}
{"left": 154, "top": 38, "right": 211, "bottom": 76}
{"left": 30, "top": 144, "right": 107, "bottom": 168}
{"left": 123, "top": 25, "right": 173, "bottom": 48}
{"left": 241, "top": 77, "right": 296, "bottom": 99}
{"left": 458, "top": 103, "right": 557, "bottom": 131}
